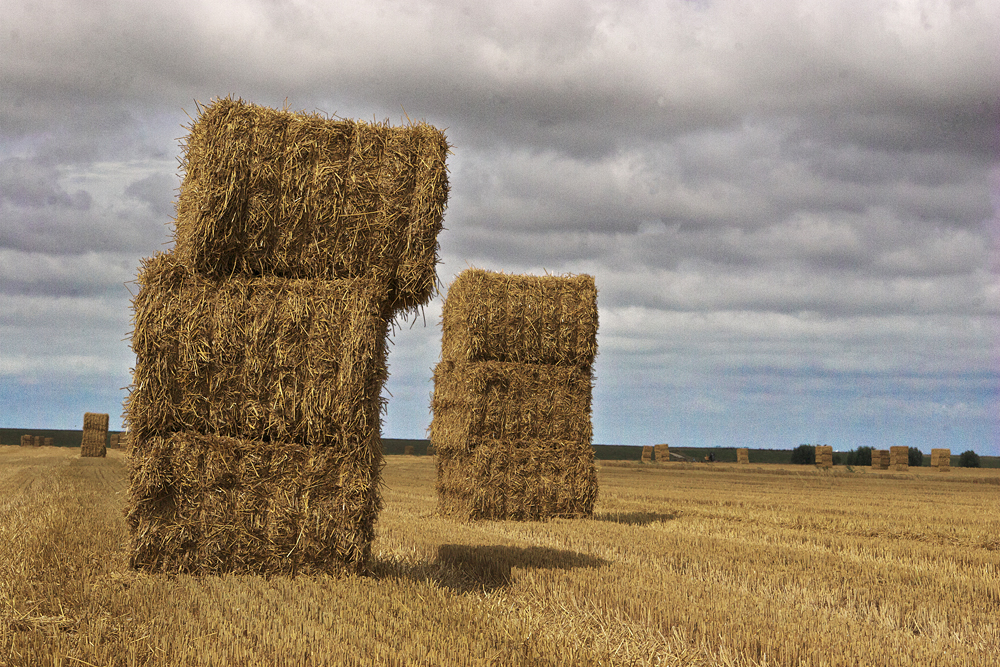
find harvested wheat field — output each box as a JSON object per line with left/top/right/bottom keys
{"left": 1, "top": 448, "right": 998, "bottom": 666}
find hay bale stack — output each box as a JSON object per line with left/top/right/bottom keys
{"left": 890, "top": 446, "right": 909, "bottom": 471}
{"left": 20, "top": 435, "right": 29, "bottom": 447}
{"left": 931, "top": 448, "right": 951, "bottom": 471}
{"left": 815, "top": 445, "right": 834, "bottom": 468}
{"left": 173, "top": 97, "right": 450, "bottom": 315}
{"left": 125, "top": 99, "right": 450, "bottom": 575}
{"left": 654, "top": 444, "right": 669, "bottom": 463}
{"left": 81, "top": 413, "right": 109, "bottom": 457}
{"left": 432, "top": 269, "right": 598, "bottom": 521}
{"left": 871, "top": 449, "right": 889, "bottom": 470}
{"left": 109, "top": 433, "right": 120, "bottom": 449}
{"left": 737, "top": 448, "right": 749, "bottom": 464}
{"left": 641, "top": 446, "right": 653, "bottom": 464}
{"left": 43, "top": 437, "right": 54, "bottom": 447}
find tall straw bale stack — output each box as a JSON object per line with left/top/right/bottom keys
{"left": 125, "top": 254, "right": 390, "bottom": 447}
{"left": 890, "top": 446, "right": 909, "bottom": 471}
{"left": 20, "top": 435, "right": 29, "bottom": 447}
{"left": 931, "top": 448, "right": 951, "bottom": 471}
{"left": 654, "top": 444, "right": 670, "bottom": 463}
{"left": 871, "top": 449, "right": 889, "bottom": 470}
{"left": 440, "top": 269, "right": 598, "bottom": 368}
{"left": 815, "top": 445, "right": 834, "bottom": 468}
{"left": 641, "top": 446, "right": 653, "bottom": 463}
{"left": 172, "top": 97, "right": 450, "bottom": 314}
{"left": 737, "top": 448, "right": 749, "bottom": 464}
{"left": 127, "top": 432, "right": 381, "bottom": 575}
{"left": 31, "top": 435, "right": 42, "bottom": 447}
{"left": 81, "top": 413, "right": 109, "bottom": 457}
{"left": 432, "top": 269, "right": 598, "bottom": 521}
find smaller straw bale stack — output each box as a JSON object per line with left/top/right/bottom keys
{"left": 654, "top": 444, "right": 669, "bottom": 463}
{"left": 404, "top": 445, "right": 415, "bottom": 456}
{"left": 871, "top": 449, "right": 889, "bottom": 470}
{"left": 33, "top": 435, "right": 43, "bottom": 447}
{"left": 815, "top": 445, "right": 834, "bottom": 468}
{"left": 889, "top": 446, "right": 909, "bottom": 471}
{"left": 43, "top": 437, "right": 54, "bottom": 447}
{"left": 432, "top": 269, "right": 599, "bottom": 521}
{"left": 737, "top": 448, "right": 750, "bottom": 464}
{"left": 81, "top": 413, "right": 109, "bottom": 457}
{"left": 930, "top": 448, "right": 951, "bottom": 471}
{"left": 20, "top": 435, "right": 30, "bottom": 447}
{"left": 641, "top": 446, "right": 653, "bottom": 464}
{"left": 109, "top": 433, "right": 120, "bottom": 449}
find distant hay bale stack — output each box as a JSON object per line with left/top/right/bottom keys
{"left": 81, "top": 413, "right": 109, "bottom": 457}
{"left": 43, "top": 437, "right": 54, "bottom": 447}
{"left": 404, "top": 445, "right": 415, "bottom": 455}
{"left": 127, "top": 432, "right": 381, "bottom": 575}
{"left": 931, "top": 448, "right": 951, "bottom": 471}
{"left": 815, "top": 445, "right": 834, "bottom": 468}
{"left": 432, "top": 269, "right": 598, "bottom": 521}
{"left": 108, "top": 433, "right": 120, "bottom": 449}
{"left": 870, "top": 449, "right": 889, "bottom": 470}
{"left": 737, "top": 448, "right": 749, "bottom": 464}
{"left": 654, "top": 444, "right": 669, "bottom": 463}
{"left": 172, "top": 97, "right": 450, "bottom": 315}
{"left": 641, "top": 446, "right": 653, "bottom": 463}
{"left": 20, "top": 435, "right": 30, "bottom": 447}
{"left": 889, "top": 446, "right": 909, "bottom": 471}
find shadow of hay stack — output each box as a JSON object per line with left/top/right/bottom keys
{"left": 435, "top": 544, "right": 608, "bottom": 592}
{"left": 124, "top": 97, "right": 449, "bottom": 576}
{"left": 431, "top": 269, "right": 599, "bottom": 521}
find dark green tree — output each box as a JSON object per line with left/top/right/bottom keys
{"left": 846, "top": 446, "right": 872, "bottom": 467}
{"left": 908, "top": 447, "right": 924, "bottom": 467}
{"left": 790, "top": 444, "right": 815, "bottom": 465}
{"left": 959, "top": 450, "right": 981, "bottom": 468}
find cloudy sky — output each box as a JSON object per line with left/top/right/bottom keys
{"left": 2, "top": 0, "right": 998, "bottom": 455}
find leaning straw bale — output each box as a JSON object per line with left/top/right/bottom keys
{"left": 890, "top": 446, "right": 909, "bottom": 471}
{"left": 737, "top": 448, "right": 749, "bottom": 464}
{"left": 641, "top": 446, "right": 653, "bottom": 463}
{"left": 81, "top": 412, "right": 109, "bottom": 457}
{"left": 430, "top": 360, "right": 593, "bottom": 445}
{"left": 172, "top": 97, "right": 450, "bottom": 314}
{"left": 440, "top": 269, "right": 598, "bottom": 368}
{"left": 436, "top": 437, "right": 598, "bottom": 521}
{"left": 654, "top": 443, "right": 670, "bottom": 463}
{"left": 124, "top": 253, "right": 389, "bottom": 446}
{"left": 127, "top": 431, "right": 381, "bottom": 575}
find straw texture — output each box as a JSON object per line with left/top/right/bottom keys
{"left": 654, "top": 444, "right": 670, "bottom": 463}
{"left": 172, "top": 97, "right": 450, "bottom": 314}
{"left": 815, "top": 445, "right": 833, "bottom": 468}
{"left": 930, "top": 448, "right": 951, "bottom": 471}
{"left": 737, "top": 448, "right": 749, "bottom": 464}
{"left": 890, "top": 446, "right": 909, "bottom": 471}
{"left": 641, "top": 446, "right": 653, "bottom": 464}
{"left": 81, "top": 413, "right": 109, "bottom": 457}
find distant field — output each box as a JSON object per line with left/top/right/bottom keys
{"left": 1, "top": 447, "right": 998, "bottom": 666}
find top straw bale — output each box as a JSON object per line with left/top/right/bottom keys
{"left": 172, "top": 97, "right": 450, "bottom": 313}
{"left": 441, "top": 269, "right": 598, "bottom": 368}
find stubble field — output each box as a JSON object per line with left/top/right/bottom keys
{"left": 1, "top": 446, "right": 998, "bottom": 666}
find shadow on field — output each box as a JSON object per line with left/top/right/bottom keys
{"left": 593, "top": 510, "right": 680, "bottom": 525}
{"left": 371, "top": 544, "right": 608, "bottom": 593}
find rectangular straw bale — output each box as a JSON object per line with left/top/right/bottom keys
{"left": 440, "top": 269, "right": 598, "bottom": 368}
{"left": 871, "top": 449, "right": 889, "bottom": 469}
{"left": 172, "top": 97, "right": 450, "bottom": 313}
{"left": 430, "top": 359, "right": 593, "bottom": 445}
{"left": 654, "top": 443, "right": 670, "bottom": 463}
{"left": 890, "top": 446, "right": 909, "bottom": 471}
{"left": 436, "top": 437, "right": 597, "bottom": 521}
{"left": 931, "top": 448, "right": 951, "bottom": 470}
{"left": 126, "top": 431, "right": 381, "bottom": 575}
{"left": 641, "top": 445, "right": 653, "bottom": 463}
{"left": 815, "top": 445, "right": 834, "bottom": 468}
{"left": 81, "top": 412, "right": 109, "bottom": 457}
{"left": 43, "top": 437, "right": 54, "bottom": 447}
{"left": 20, "top": 435, "right": 29, "bottom": 447}
{"left": 737, "top": 447, "right": 749, "bottom": 464}
{"left": 124, "top": 252, "right": 389, "bottom": 447}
